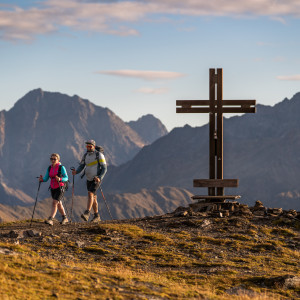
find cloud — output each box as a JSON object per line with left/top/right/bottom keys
{"left": 1, "top": 0, "right": 300, "bottom": 41}
{"left": 0, "top": 6, "right": 58, "bottom": 41}
{"left": 277, "top": 74, "right": 300, "bottom": 81}
{"left": 97, "top": 69, "right": 185, "bottom": 80}
{"left": 135, "top": 87, "right": 169, "bottom": 94}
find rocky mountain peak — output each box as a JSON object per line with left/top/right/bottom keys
{"left": 0, "top": 89, "right": 168, "bottom": 205}
{"left": 127, "top": 114, "right": 168, "bottom": 144}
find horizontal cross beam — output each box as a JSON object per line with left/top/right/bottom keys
{"left": 191, "top": 195, "right": 241, "bottom": 200}
{"left": 176, "top": 100, "right": 256, "bottom": 114}
{"left": 177, "top": 100, "right": 256, "bottom": 106}
{"left": 193, "top": 179, "right": 239, "bottom": 188}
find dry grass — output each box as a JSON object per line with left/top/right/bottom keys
{"left": 0, "top": 216, "right": 299, "bottom": 299}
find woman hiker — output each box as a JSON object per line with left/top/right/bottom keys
{"left": 39, "top": 153, "right": 69, "bottom": 225}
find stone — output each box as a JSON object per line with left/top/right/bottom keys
{"left": 0, "top": 247, "right": 18, "bottom": 255}
{"left": 189, "top": 202, "right": 207, "bottom": 212}
{"left": 268, "top": 208, "right": 283, "bottom": 215}
{"left": 8, "top": 230, "right": 20, "bottom": 238}
{"left": 221, "top": 210, "right": 230, "bottom": 217}
{"left": 50, "top": 234, "right": 60, "bottom": 238}
{"left": 259, "top": 275, "right": 300, "bottom": 289}
{"left": 76, "top": 241, "right": 85, "bottom": 248}
{"left": 23, "top": 230, "right": 42, "bottom": 237}
{"left": 238, "top": 205, "right": 252, "bottom": 215}
{"left": 287, "top": 210, "right": 297, "bottom": 217}
{"left": 226, "top": 285, "right": 256, "bottom": 297}
{"left": 252, "top": 209, "right": 265, "bottom": 216}
{"left": 240, "top": 204, "right": 249, "bottom": 209}
{"left": 285, "top": 213, "right": 296, "bottom": 219}
{"left": 182, "top": 220, "right": 198, "bottom": 227}
{"left": 173, "top": 206, "right": 187, "bottom": 214}
{"left": 254, "top": 200, "right": 264, "bottom": 208}
{"left": 284, "top": 276, "right": 300, "bottom": 289}
{"left": 174, "top": 210, "right": 188, "bottom": 217}
{"left": 200, "top": 219, "right": 212, "bottom": 228}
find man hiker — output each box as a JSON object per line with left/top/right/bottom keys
{"left": 72, "top": 139, "right": 107, "bottom": 222}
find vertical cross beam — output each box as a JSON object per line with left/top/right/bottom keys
{"left": 209, "top": 69, "right": 216, "bottom": 196}
{"left": 209, "top": 68, "right": 224, "bottom": 196}
{"left": 216, "top": 69, "right": 223, "bottom": 196}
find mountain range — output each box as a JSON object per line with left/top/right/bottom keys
{"left": 0, "top": 89, "right": 299, "bottom": 222}
{"left": 0, "top": 89, "right": 167, "bottom": 205}
{"left": 104, "top": 93, "right": 300, "bottom": 210}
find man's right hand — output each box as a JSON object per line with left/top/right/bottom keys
{"left": 39, "top": 175, "right": 43, "bottom": 182}
{"left": 72, "top": 170, "right": 76, "bottom": 175}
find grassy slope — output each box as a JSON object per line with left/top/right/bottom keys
{"left": 0, "top": 215, "right": 299, "bottom": 299}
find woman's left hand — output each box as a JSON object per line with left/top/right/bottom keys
{"left": 55, "top": 176, "right": 60, "bottom": 182}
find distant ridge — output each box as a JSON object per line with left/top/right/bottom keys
{"left": 104, "top": 92, "right": 300, "bottom": 210}
{"left": 0, "top": 186, "right": 193, "bottom": 222}
{"left": 127, "top": 114, "right": 168, "bottom": 144}
{"left": 0, "top": 88, "right": 167, "bottom": 205}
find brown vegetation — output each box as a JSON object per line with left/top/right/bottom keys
{"left": 0, "top": 203, "right": 299, "bottom": 299}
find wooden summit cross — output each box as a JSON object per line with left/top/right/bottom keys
{"left": 176, "top": 68, "right": 256, "bottom": 202}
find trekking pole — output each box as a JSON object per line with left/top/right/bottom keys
{"left": 59, "top": 183, "right": 72, "bottom": 223}
{"left": 30, "top": 179, "right": 42, "bottom": 227}
{"left": 60, "top": 187, "right": 71, "bottom": 222}
{"left": 70, "top": 167, "right": 75, "bottom": 222}
{"left": 99, "top": 185, "right": 113, "bottom": 220}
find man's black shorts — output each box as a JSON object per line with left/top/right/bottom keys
{"left": 86, "top": 180, "right": 100, "bottom": 195}
{"left": 51, "top": 187, "right": 64, "bottom": 201}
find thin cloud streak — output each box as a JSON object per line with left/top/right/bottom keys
{"left": 1, "top": 0, "right": 300, "bottom": 41}
{"left": 277, "top": 75, "right": 300, "bottom": 81}
{"left": 97, "top": 70, "right": 185, "bottom": 80}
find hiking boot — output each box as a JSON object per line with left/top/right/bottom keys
{"left": 44, "top": 217, "right": 54, "bottom": 226}
{"left": 81, "top": 210, "right": 90, "bottom": 222}
{"left": 60, "top": 215, "right": 68, "bottom": 225}
{"left": 90, "top": 213, "right": 101, "bottom": 223}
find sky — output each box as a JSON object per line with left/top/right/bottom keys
{"left": 0, "top": 0, "right": 300, "bottom": 131}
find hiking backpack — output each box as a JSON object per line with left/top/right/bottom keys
{"left": 80, "top": 146, "right": 104, "bottom": 179}
{"left": 95, "top": 145, "right": 104, "bottom": 153}
{"left": 47, "top": 165, "right": 69, "bottom": 190}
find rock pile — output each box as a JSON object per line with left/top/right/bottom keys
{"left": 174, "top": 199, "right": 300, "bottom": 220}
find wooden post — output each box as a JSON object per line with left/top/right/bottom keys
{"left": 216, "top": 68, "right": 223, "bottom": 196}
{"left": 209, "top": 69, "right": 216, "bottom": 196}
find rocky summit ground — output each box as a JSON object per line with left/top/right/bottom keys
{"left": 0, "top": 201, "right": 299, "bottom": 299}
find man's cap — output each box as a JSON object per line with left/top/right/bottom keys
{"left": 85, "top": 139, "right": 96, "bottom": 146}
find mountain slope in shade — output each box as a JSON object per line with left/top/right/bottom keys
{"left": 104, "top": 93, "right": 300, "bottom": 210}
{"left": 127, "top": 114, "right": 168, "bottom": 144}
{"left": 0, "top": 187, "right": 193, "bottom": 222}
{"left": 0, "top": 89, "right": 167, "bottom": 204}
{"left": 0, "top": 182, "right": 34, "bottom": 206}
